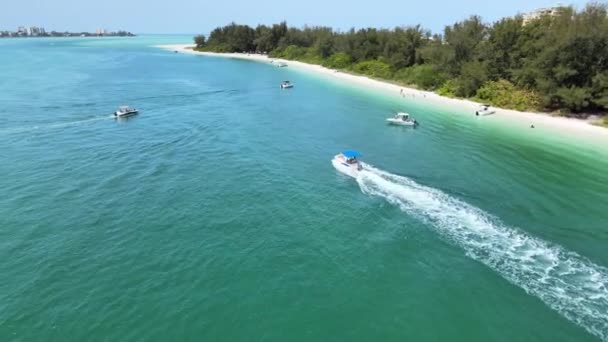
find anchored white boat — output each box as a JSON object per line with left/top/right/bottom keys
{"left": 114, "top": 106, "right": 138, "bottom": 118}
{"left": 332, "top": 150, "right": 363, "bottom": 178}
{"left": 475, "top": 104, "right": 496, "bottom": 116}
{"left": 280, "top": 81, "right": 294, "bottom": 89}
{"left": 386, "top": 112, "right": 418, "bottom": 126}
{"left": 276, "top": 61, "right": 288, "bottom": 67}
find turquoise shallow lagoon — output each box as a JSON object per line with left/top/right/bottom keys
{"left": 1, "top": 36, "right": 607, "bottom": 341}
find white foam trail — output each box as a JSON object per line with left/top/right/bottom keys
{"left": 0, "top": 116, "right": 113, "bottom": 135}
{"left": 356, "top": 163, "right": 608, "bottom": 340}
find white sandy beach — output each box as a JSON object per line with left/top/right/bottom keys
{"left": 156, "top": 44, "right": 608, "bottom": 144}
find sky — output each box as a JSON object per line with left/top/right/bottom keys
{"left": 1, "top": 0, "right": 591, "bottom": 34}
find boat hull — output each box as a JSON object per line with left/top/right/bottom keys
{"left": 332, "top": 155, "right": 361, "bottom": 178}
{"left": 386, "top": 118, "right": 416, "bottom": 126}
{"left": 114, "top": 110, "right": 138, "bottom": 118}
{"left": 475, "top": 109, "right": 496, "bottom": 116}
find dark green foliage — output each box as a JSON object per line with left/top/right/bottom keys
{"left": 443, "top": 16, "right": 487, "bottom": 73}
{"left": 194, "top": 35, "right": 206, "bottom": 48}
{"left": 352, "top": 60, "right": 393, "bottom": 79}
{"left": 555, "top": 87, "right": 592, "bottom": 111}
{"left": 270, "top": 46, "right": 323, "bottom": 64}
{"left": 272, "top": 45, "right": 307, "bottom": 59}
{"left": 195, "top": 2, "right": 608, "bottom": 116}
{"left": 322, "top": 53, "right": 352, "bottom": 69}
{"left": 393, "top": 65, "right": 447, "bottom": 89}
{"left": 453, "top": 61, "right": 489, "bottom": 97}
{"left": 592, "top": 72, "right": 608, "bottom": 108}
{"left": 484, "top": 17, "right": 524, "bottom": 80}
{"left": 437, "top": 80, "right": 458, "bottom": 98}
{"left": 476, "top": 80, "right": 541, "bottom": 111}
{"left": 203, "top": 23, "right": 256, "bottom": 52}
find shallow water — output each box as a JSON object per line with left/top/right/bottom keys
{"left": 1, "top": 36, "right": 607, "bottom": 341}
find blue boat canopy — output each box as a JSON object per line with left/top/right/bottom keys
{"left": 342, "top": 150, "right": 361, "bottom": 158}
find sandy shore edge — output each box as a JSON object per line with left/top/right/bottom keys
{"left": 156, "top": 44, "right": 608, "bottom": 143}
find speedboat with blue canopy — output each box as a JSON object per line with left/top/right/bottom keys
{"left": 332, "top": 150, "right": 363, "bottom": 178}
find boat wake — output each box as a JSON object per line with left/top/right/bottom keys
{"left": 0, "top": 115, "right": 114, "bottom": 135}
{"left": 356, "top": 163, "right": 608, "bottom": 340}
{"left": 129, "top": 89, "right": 235, "bottom": 102}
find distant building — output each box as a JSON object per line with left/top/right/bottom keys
{"left": 522, "top": 6, "right": 566, "bottom": 25}
{"left": 28, "top": 26, "right": 41, "bottom": 36}
{"left": 1, "top": 27, "right": 133, "bottom": 39}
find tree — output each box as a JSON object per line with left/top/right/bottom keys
{"left": 444, "top": 16, "right": 487, "bottom": 70}
{"left": 194, "top": 35, "right": 206, "bottom": 48}
{"left": 323, "top": 52, "right": 352, "bottom": 69}
{"left": 394, "top": 64, "right": 447, "bottom": 89}
{"left": 484, "top": 16, "right": 524, "bottom": 80}
{"left": 453, "top": 61, "right": 489, "bottom": 97}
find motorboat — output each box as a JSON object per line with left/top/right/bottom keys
{"left": 476, "top": 104, "right": 496, "bottom": 116}
{"left": 276, "top": 61, "right": 288, "bottom": 67}
{"left": 280, "top": 81, "right": 294, "bottom": 89}
{"left": 114, "top": 106, "right": 138, "bottom": 118}
{"left": 332, "top": 150, "right": 363, "bottom": 178}
{"left": 386, "top": 112, "right": 418, "bottom": 126}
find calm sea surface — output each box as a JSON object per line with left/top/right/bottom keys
{"left": 1, "top": 35, "right": 607, "bottom": 341}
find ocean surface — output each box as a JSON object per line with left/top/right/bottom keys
{"left": 1, "top": 35, "right": 607, "bottom": 342}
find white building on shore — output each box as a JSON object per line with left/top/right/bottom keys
{"left": 522, "top": 6, "right": 566, "bottom": 25}
{"left": 16, "top": 26, "right": 45, "bottom": 36}
{"left": 28, "top": 27, "right": 42, "bottom": 36}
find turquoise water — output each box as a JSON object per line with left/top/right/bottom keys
{"left": 1, "top": 36, "right": 607, "bottom": 341}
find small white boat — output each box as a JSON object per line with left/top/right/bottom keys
{"left": 386, "top": 112, "right": 418, "bottom": 126}
{"left": 114, "top": 106, "right": 138, "bottom": 118}
{"left": 276, "top": 62, "right": 288, "bottom": 67}
{"left": 476, "top": 104, "right": 496, "bottom": 116}
{"left": 332, "top": 150, "right": 363, "bottom": 178}
{"left": 280, "top": 81, "right": 294, "bottom": 89}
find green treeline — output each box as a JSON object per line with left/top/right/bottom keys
{"left": 194, "top": 3, "right": 608, "bottom": 115}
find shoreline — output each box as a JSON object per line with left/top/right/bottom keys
{"left": 156, "top": 44, "right": 608, "bottom": 145}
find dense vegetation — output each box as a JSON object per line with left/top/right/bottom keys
{"left": 194, "top": 3, "right": 608, "bottom": 115}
